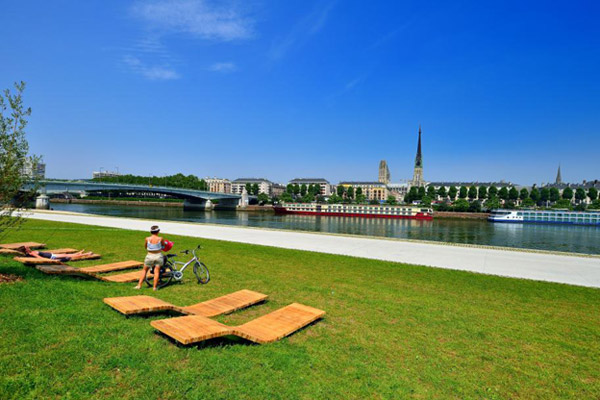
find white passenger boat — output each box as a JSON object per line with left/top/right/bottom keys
{"left": 488, "top": 209, "right": 600, "bottom": 226}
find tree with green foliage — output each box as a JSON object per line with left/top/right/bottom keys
{"left": 459, "top": 186, "right": 468, "bottom": 199}
{"left": 468, "top": 200, "right": 481, "bottom": 212}
{"left": 421, "top": 196, "right": 432, "bottom": 206}
{"left": 478, "top": 186, "right": 487, "bottom": 200}
{"left": 484, "top": 196, "right": 500, "bottom": 211}
{"left": 0, "top": 81, "right": 40, "bottom": 237}
{"left": 508, "top": 187, "right": 519, "bottom": 201}
{"left": 257, "top": 192, "right": 269, "bottom": 205}
{"left": 355, "top": 193, "right": 366, "bottom": 204}
{"left": 448, "top": 186, "right": 457, "bottom": 201}
{"left": 337, "top": 185, "right": 345, "bottom": 197}
{"left": 521, "top": 198, "right": 535, "bottom": 207}
{"left": 405, "top": 186, "right": 419, "bottom": 203}
{"left": 369, "top": 199, "right": 379, "bottom": 205}
{"left": 279, "top": 192, "right": 293, "bottom": 202}
{"left": 575, "top": 188, "right": 586, "bottom": 203}
{"left": 589, "top": 199, "right": 600, "bottom": 209}
{"left": 453, "top": 198, "right": 469, "bottom": 212}
{"left": 549, "top": 187, "right": 560, "bottom": 203}
{"left": 251, "top": 183, "right": 259, "bottom": 196}
{"left": 530, "top": 187, "right": 540, "bottom": 204}
{"left": 293, "top": 184, "right": 300, "bottom": 195}
{"left": 245, "top": 183, "right": 252, "bottom": 194}
{"left": 347, "top": 186, "right": 354, "bottom": 199}
{"left": 498, "top": 187, "right": 509, "bottom": 201}
{"left": 553, "top": 199, "right": 572, "bottom": 209}
{"left": 327, "top": 194, "right": 341, "bottom": 204}
{"left": 386, "top": 195, "right": 397, "bottom": 205}
{"left": 468, "top": 186, "right": 477, "bottom": 200}
{"left": 437, "top": 186, "right": 447, "bottom": 199}
{"left": 588, "top": 187, "right": 598, "bottom": 202}
{"left": 562, "top": 187, "right": 573, "bottom": 201}
{"left": 418, "top": 186, "right": 426, "bottom": 200}
{"left": 519, "top": 188, "right": 529, "bottom": 201}
{"left": 488, "top": 186, "right": 498, "bottom": 198}
{"left": 540, "top": 188, "right": 550, "bottom": 204}
{"left": 286, "top": 184, "right": 294, "bottom": 194}
{"left": 300, "top": 184, "right": 307, "bottom": 196}
{"left": 427, "top": 186, "right": 436, "bottom": 199}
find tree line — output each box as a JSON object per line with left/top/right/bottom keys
{"left": 92, "top": 173, "right": 208, "bottom": 191}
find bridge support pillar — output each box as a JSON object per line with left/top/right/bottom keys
{"left": 35, "top": 194, "right": 50, "bottom": 209}
{"left": 183, "top": 198, "right": 213, "bottom": 211}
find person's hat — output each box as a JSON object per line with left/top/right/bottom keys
{"left": 150, "top": 225, "right": 160, "bottom": 233}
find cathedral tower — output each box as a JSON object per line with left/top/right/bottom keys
{"left": 411, "top": 125, "right": 424, "bottom": 187}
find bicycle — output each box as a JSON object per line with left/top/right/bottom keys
{"left": 145, "top": 244, "right": 210, "bottom": 289}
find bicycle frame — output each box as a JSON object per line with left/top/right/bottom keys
{"left": 166, "top": 247, "right": 201, "bottom": 281}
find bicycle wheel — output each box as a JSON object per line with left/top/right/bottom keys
{"left": 145, "top": 264, "right": 174, "bottom": 289}
{"left": 193, "top": 261, "right": 210, "bottom": 284}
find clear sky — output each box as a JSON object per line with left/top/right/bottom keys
{"left": 1, "top": 0, "right": 599, "bottom": 185}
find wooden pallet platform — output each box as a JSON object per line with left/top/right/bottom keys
{"left": 103, "top": 289, "right": 268, "bottom": 316}
{"left": 80, "top": 260, "right": 142, "bottom": 274}
{"left": 14, "top": 257, "right": 63, "bottom": 265}
{"left": 150, "top": 303, "right": 325, "bottom": 346}
{"left": 0, "top": 242, "right": 45, "bottom": 250}
{"left": 36, "top": 265, "right": 96, "bottom": 279}
{"left": 0, "top": 248, "right": 77, "bottom": 256}
{"left": 235, "top": 303, "right": 325, "bottom": 344}
{"left": 100, "top": 270, "right": 151, "bottom": 283}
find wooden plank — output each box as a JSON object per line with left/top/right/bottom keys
{"left": 180, "top": 289, "right": 268, "bottom": 316}
{"left": 35, "top": 265, "right": 95, "bottom": 279}
{"left": 234, "top": 303, "right": 325, "bottom": 344}
{"left": 80, "top": 260, "right": 142, "bottom": 274}
{"left": 103, "top": 295, "right": 173, "bottom": 315}
{"left": 0, "top": 242, "right": 45, "bottom": 250}
{"left": 1, "top": 248, "right": 76, "bottom": 256}
{"left": 14, "top": 257, "right": 63, "bottom": 265}
{"left": 150, "top": 315, "right": 231, "bottom": 345}
{"left": 100, "top": 270, "right": 152, "bottom": 283}
{"left": 151, "top": 303, "right": 325, "bottom": 346}
{"left": 44, "top": 248, "right": 79, "bottom": 254}
{"left": 0, "top": 249, "right": 22, "bottom": 255}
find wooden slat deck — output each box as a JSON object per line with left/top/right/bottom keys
{"left": 100, "top": 270, "right": 151, "bottom": 283}
{"left": 0, "top": 249, "right": 23, "bottom": 255}
{"left": 150, "top": 303, "right": 325, "bottom": 346}
{"left": 0, "top": 242, "right": 45, "bottom": 250}
{"left": 151, "top": 315, "right": 231, "bottom": 345}
{"left": 1, "top": 248, "right": 77, "bottom": 256}
{"left": 14, "top": 257, "right": 63, "bottom": 265}
{"left": 235, "top": 303, "right": 325, "bottom": 344}
{"left": 104, "top": 295, "right": 175, "bottom": 315}
{"left": 36, "top": 265, "right": 96, "bottom": 279}
{"left": 103, "top": 290, "right": 268, "bottom": 316}
{"left": 80, "top": 260, "right": 142, "bottom": 274}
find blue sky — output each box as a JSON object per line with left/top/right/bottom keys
{"left": 1, "top": 0, "right": 599, "bottom": 185}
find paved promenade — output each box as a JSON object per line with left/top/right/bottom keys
{"left": 21, "top": 210, "right": 600, "bottom": 288}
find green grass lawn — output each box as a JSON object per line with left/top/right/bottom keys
{"left": 1, "top": 219, "right": 599, "bottom": 399}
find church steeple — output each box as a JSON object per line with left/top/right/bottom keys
{"left": 555, "top": 164, "right": 562, "bottom": 184}
{"left": 412, "top": 125, "right": 424, "bottom": 187}
{"left": 415, "top": 125, "right": 423, "bottom": 168}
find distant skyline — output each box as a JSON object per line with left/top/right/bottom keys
{"left": 1, "top": 1, "right": 599, "bottom": 185}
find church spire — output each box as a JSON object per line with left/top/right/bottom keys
{"left": 415, "top": 125, "right": 423, "bottom": 168}
{"left": 555, "top": 164, "right": 562, "bottom": 184}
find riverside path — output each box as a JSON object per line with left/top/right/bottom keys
{"left": 19, "top": 210, "right": 600, "bottom": 289}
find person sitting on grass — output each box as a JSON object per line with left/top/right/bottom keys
{"left": 134, "top": 225, "right": 168, "bottom": 291}
{"left": 18, "top": 246, "right": 94, "bottom": 262}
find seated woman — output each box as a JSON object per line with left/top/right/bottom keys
{"left": 18, "top": 246, "right": 94, "bottom": 262}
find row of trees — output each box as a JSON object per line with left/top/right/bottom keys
{"left": 408, "top": 185, "right": 599, "bottom": 205}
{"left": 92, "top": 173, "right": 209, "bottom": 191}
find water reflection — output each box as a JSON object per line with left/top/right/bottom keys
{"left": 50, "top": 203, "right": 600, "bottom": 255}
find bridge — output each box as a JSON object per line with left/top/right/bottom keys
{"left": 23, "top": 180, "right": 248, "bottom": 210}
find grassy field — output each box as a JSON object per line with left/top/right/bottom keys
{"left": 0, "top": 219, "right": 599, "bottom": 399}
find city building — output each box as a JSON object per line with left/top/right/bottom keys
{"left": 231, "top": 178, "right": 273, "bottom": 195}
{"left": 92, "top": 170, "right": 121, "bottom": 179}
{"left": 339, "top": 181, "right": 388, "bottom": 201}
{"left": 387, "top": 182, "right": 409, "bottom": 200}
{"left": 22, "top": 161, "right": 45, "bottom": 179}
{"left": 378, "top": 160, "right": 390, "bottom": 184}
{"left": 411, "top": 126, "right": 424, "bottom": 187}
{"left": 288, "top": 178, "right": 332, "bottom": 196}
{"left": 271, "top": 183, "right": 286, "bottom": 197}
{"left": 204, "top": 177, "right": 231, "bottom": 193}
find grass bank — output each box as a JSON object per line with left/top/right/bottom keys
{"left": 0, "top": 219, "right": 599, "bottom": 399}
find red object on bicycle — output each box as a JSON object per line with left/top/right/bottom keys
{"left": 162, "top": 240, "right": 173, "bottom": 252}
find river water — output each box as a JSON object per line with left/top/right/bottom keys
{"left": 50, "top": 203, "right": 600, "bottom": 255}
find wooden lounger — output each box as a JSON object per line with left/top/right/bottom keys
{"left": 0, "top": 242, "right": 45, "bottom": 250}
{"left": 104, "top": 289, "right": 268, "bottom": 316}
{"left": 151, "top": 303, "right": 325, "bottom": 345}
{"left": 14, "top": 253, "right": 101, "bottom": 265}
{"left": 35, "top": 260, "right": 143, "bottom": 281}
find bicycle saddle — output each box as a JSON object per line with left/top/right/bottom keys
{"left": 165, "top": 254, "right": 177, "bottom": 259}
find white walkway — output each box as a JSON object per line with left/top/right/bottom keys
{"left": 20, "top": 210, "right": 600, "bottom": 289}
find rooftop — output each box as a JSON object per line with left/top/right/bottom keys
{"left": 232, "top": 178, "right": 272, "bottom": 184}
{"left": 289, "top": 178, "right": 330, "bottom": 184}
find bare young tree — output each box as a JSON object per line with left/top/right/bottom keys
{"left": 0, "top": 81, "right": 40, "bottom": 237}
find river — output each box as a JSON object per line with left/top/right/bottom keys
{"left": 50, "top": 203, "right": 600, "bottom": 255}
